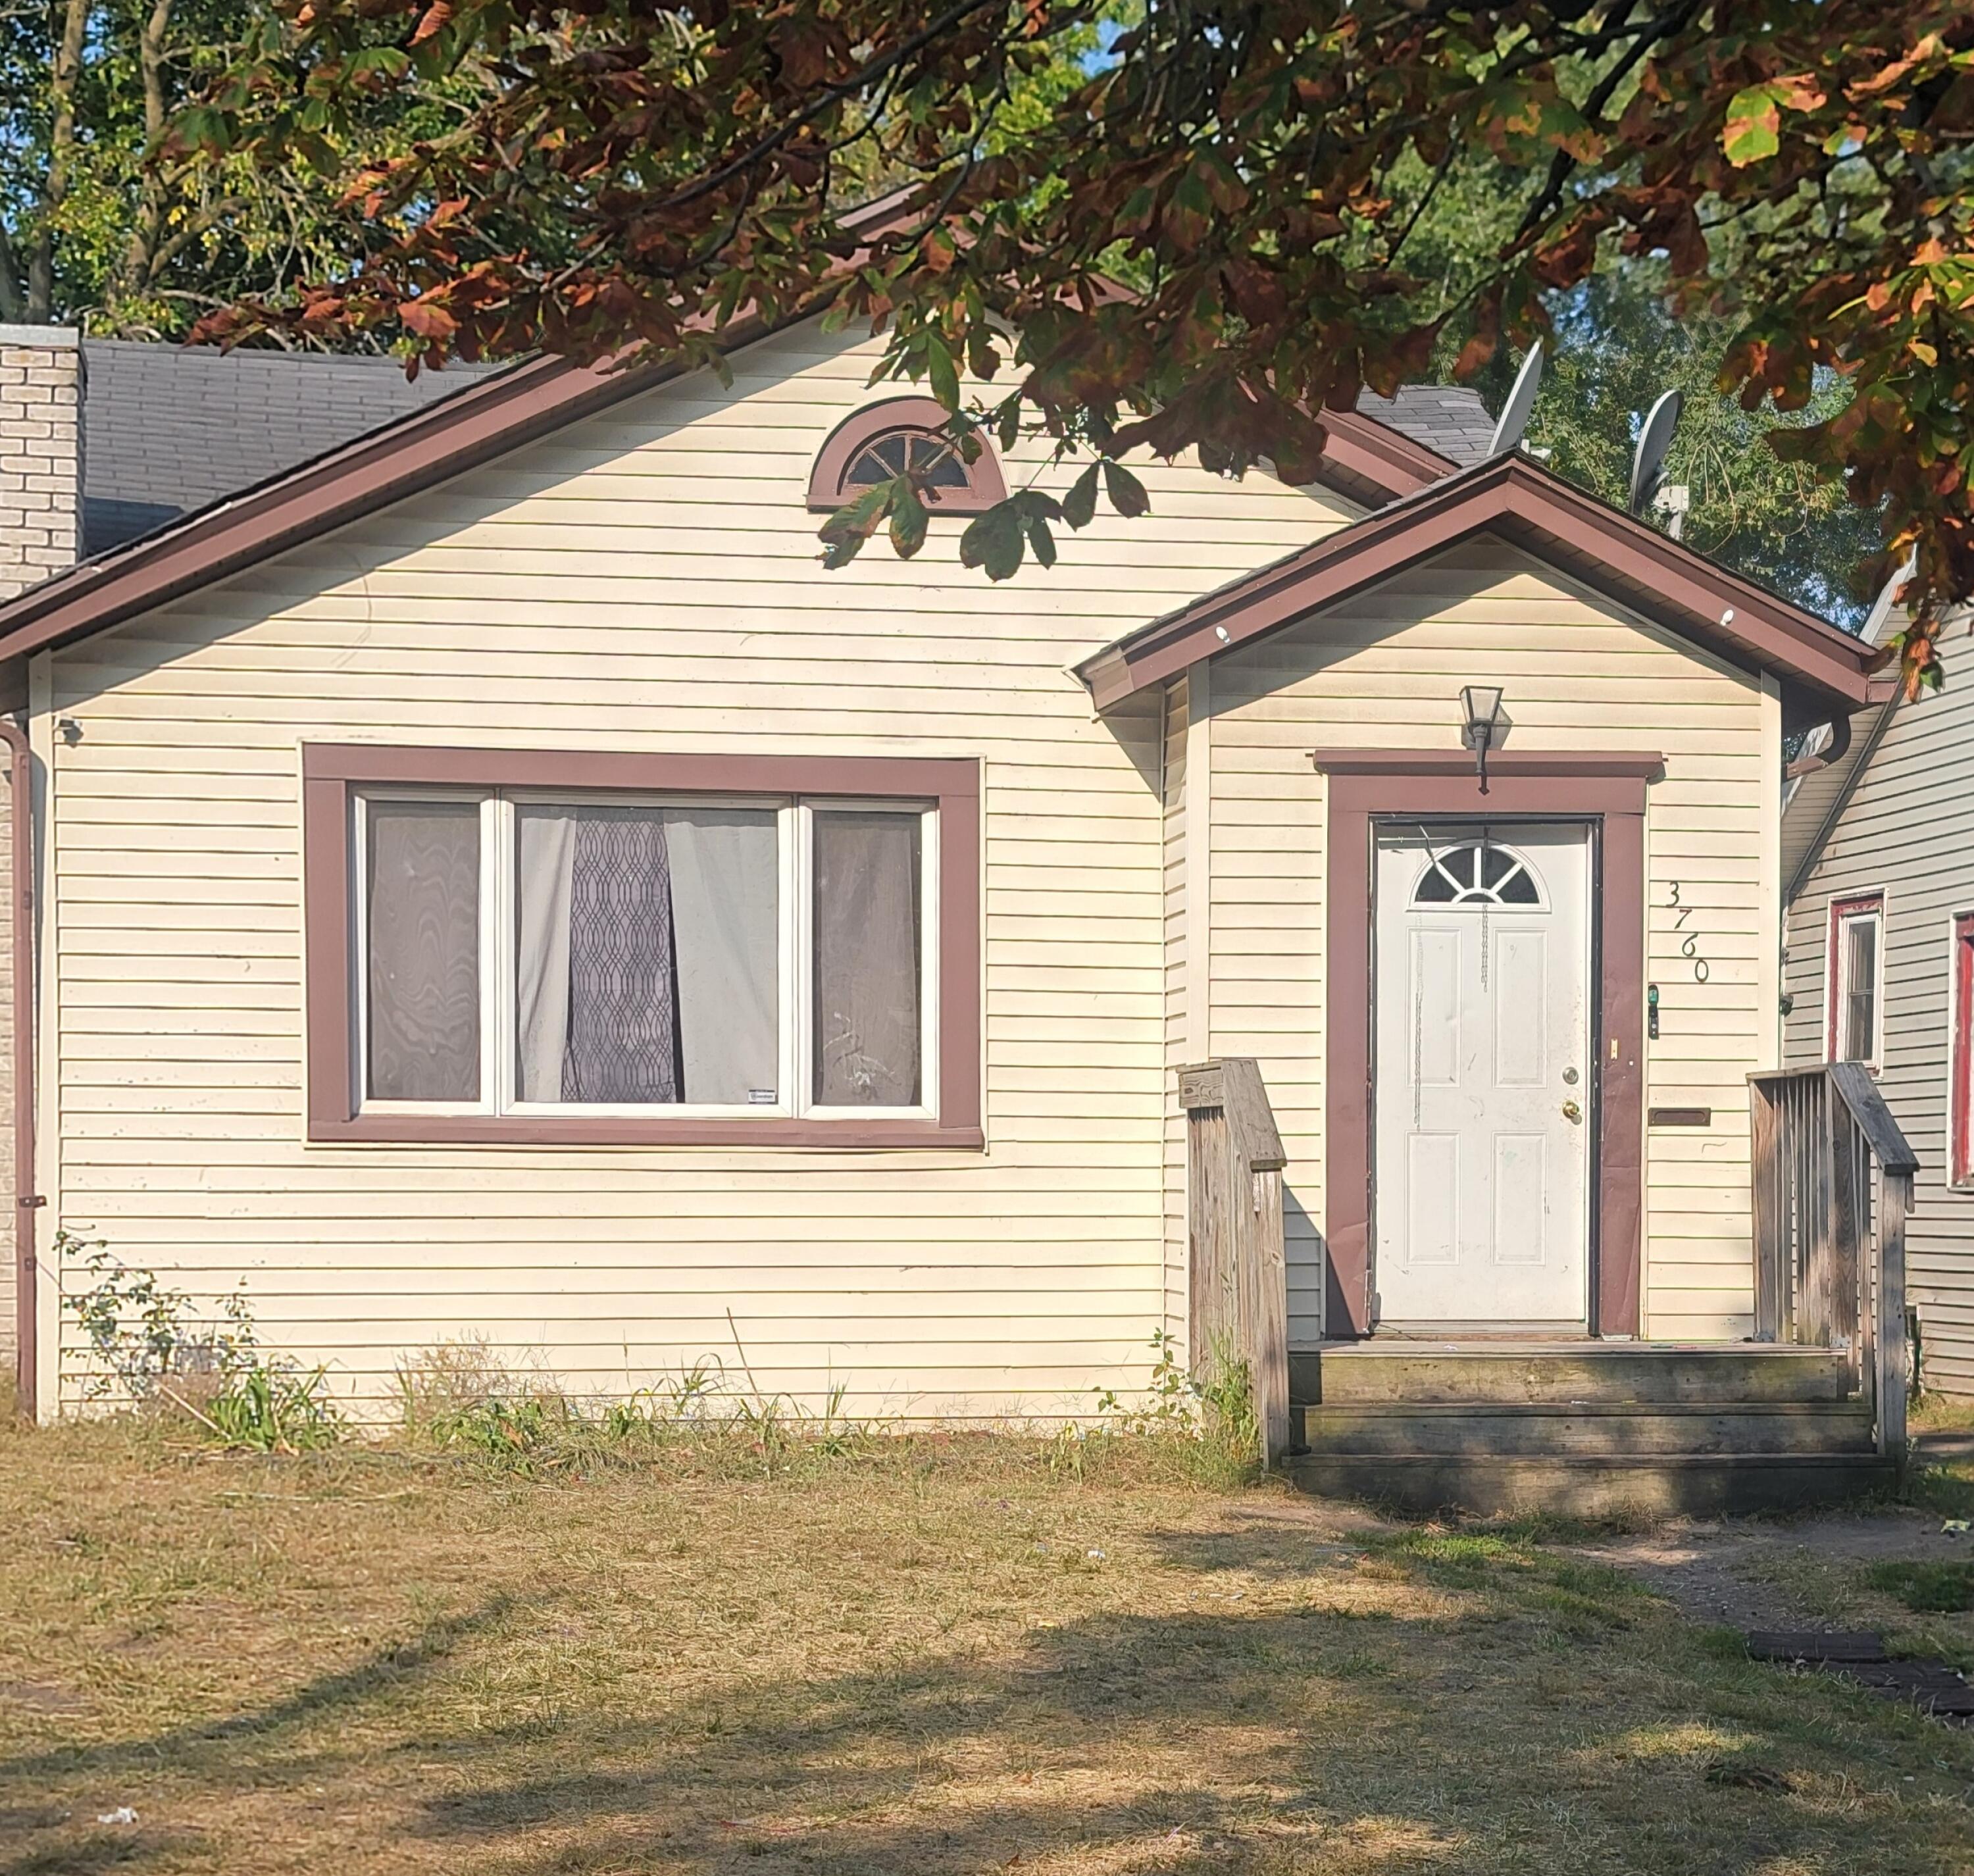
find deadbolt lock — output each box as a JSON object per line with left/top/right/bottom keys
{"left": 1562, "top": 1067, "right": 1579, "bottom": 1085}
{"left": 1561, "top": 1100, "right": 1582, "bottom": 1123}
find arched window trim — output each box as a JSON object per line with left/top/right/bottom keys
{"left": 807, "top": 396, "right": 1009, "bottom": 515}
{"left": 1409, "top": 838, "right": 1546, "bottom": 909}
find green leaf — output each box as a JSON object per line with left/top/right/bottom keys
{"left": 926, "top": 334, "right": 961, "bottom": 411}
{"left": 1101, "top": 461, "right": 1151, "bottom": 519}
{"left": 889, "top": 488, "right": 929, "bottom": 559}
{"left": 1025, "top": 510, "right": 1057, "bottom": 568}
{"left": 960, "top": 503, "right": 1026, "bottom": 580}
{"left": 818, "top": 482, "right": 896, "bottom": 570}
{"left": 1723, "top": 85, "right": 1782, "bottom": 166}
{"left": 1062, "top": 463, "right": 1100, "bottom": 530}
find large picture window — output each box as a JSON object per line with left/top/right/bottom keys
{"left": 1826, "top": 890, "right": 1885, "bottom": 1069}
{"left": 306, "top": 749, "right": 980, "bottom": 1146}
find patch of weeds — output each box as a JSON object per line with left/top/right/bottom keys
{"left": 1088, "top": 1329, "right": 1261, "bottom": 1488}
{"left": 61, "top": 1235, "right": 343, "bottom": 1452}
{"left": 392, "top": 1324, "right": 873, "bottom": 1480}
{"left": 1866, "top": 1559, "right": 1974, "bottom": 1613}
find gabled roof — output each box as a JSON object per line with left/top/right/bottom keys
{"left": 1074, "top": 450, "right": 1876, "bottom": 724}
{"left": 0, "top": 308, "right": 1490, "bottom": 665}
{"left": 79, "top": 340, "right": 496, "bottom": 555}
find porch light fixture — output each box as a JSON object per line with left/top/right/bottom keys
{"left": 1459, "top": 684, "right": 1506, "bottom": 793}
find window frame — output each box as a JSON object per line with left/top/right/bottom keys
{"left": 305, "top": 746, "right": 982, "bottom": 1148}
{"left": 1825, "top": 888, "right": 1886, "bottom": 1069}
{"left": 806, "top": 396, "right": 1009, "bottom": 515}
{"left": 1950, "top": 910, "right": 1974, "bottom": 1190}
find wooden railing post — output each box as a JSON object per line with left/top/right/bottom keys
{"left": 1877, "top": 1171, "right": 1910, "bottom": 1467}
{"left": 1179, "top": 1058, "right": 1290, "bottom": 1469}
{"left": 1749, "top": 1076, "right": 1782, "bottom": 1342}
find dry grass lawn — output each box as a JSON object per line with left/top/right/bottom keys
{"left": 2, "top": 1417, "right": 1972, "bottom": 1876}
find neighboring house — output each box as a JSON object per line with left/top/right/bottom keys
{"left": 0, "top": 297, "right": 1895, "bottom": 1506}
{"left": 1782, "top": 594, "right": 1974, "bottom": 1396}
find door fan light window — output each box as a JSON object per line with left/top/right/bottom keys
{"left": 356, "top": 790, "right": 933, "bottom": 1118}
{"left": 1411, "top": 840, "right": 1542, "bottom": 907}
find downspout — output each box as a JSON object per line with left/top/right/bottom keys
{"left": 0, "top": 719, "right": 34, "bottom": 1414}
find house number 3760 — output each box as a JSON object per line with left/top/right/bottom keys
{"left": 1667, "top": 883, "right": 1709, "bottom": 983}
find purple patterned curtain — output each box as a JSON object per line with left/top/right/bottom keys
{"left": 561, "top": 808, "right": 680, "bottom": 1102}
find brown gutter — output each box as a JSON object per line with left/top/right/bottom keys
{"left": 0, "top": 719, "right": 33, "bottom": 1415}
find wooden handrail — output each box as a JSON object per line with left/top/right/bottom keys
{"left": 1826, "top": 1060, "right": 1919, "bottom": 1175}
{"left": 1747, "top": 1064, "right": 1914, "bottom": 1465}
{"left": 1178, "top": 1059, "right": 1290, "bottom": 1468}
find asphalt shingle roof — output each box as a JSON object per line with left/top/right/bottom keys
{"left": 1355, "top": 385, "right": 1496, "bottom": 467}
{"left": 75, "top": 339, "right": 1496, "bottom": 557}
{"left": 80, "top": 340, "right": 495, "bottom": 556}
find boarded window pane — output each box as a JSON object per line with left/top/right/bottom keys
{"left": 813, "top": 811, "right": 922, "bottom": 1106}
{"left": 367, "top": 801, "right": 480, "bottom": 1101}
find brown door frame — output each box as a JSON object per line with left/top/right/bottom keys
{"left": 1313, "top": 749, "right": 1661, "bottom": 1340}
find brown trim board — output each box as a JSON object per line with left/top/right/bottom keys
{"left": 302, "top": 745, "right": 982, "bottom": 1149}
{"left": 1314, "top": 749, "right": 1654, "bottom": 1338}
{"left": 1077, "top": 453, "right": 1873, "bottom": 721}
{"left": 0, "top": 721, "right": 34, "bottom": 1413}
{"left": 807, "top": 395, "right": 1008, "bottom": 514}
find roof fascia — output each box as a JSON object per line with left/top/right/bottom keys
{"left": 1077, "top": 453, "right": 1873, "bottom": 715}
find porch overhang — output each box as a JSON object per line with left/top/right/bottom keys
{"left": 1075, "top": 453, "right": 1875, "bottom": 727}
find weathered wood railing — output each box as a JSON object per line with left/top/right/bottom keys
{"left": 1748, "top": 1063, "right": 1916, "bottom": 1465}
{"left": 1179, "top": 1058, "right": 1290, "bottom": 1469}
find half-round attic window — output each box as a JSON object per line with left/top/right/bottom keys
{"left": 807, "top": 396, "right": 1007, "bottom": 515}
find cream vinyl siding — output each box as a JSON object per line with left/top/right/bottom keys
{"left": 1782, "top": 678, "right": 1974, "bottom": 1396}
{"left": 38, "top": 319, "right": 1355, "bottom": 1419}
{"left": 0, "top": 764, "right": 13, "bottom": 1374}
{"left": 1205, "top": 539, "right": 1775, "bottom": 1344}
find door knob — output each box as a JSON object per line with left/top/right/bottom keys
{"left": 1561, "top": 1100, "right": 1582, "bottom": 1123}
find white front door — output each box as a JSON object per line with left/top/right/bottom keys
{"left": 1373, "top": 823, "right": 1592, "bottom": 1327}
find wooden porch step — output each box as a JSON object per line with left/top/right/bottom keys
{"left": 1284, "top": 1451, "right": 1898, "bottom": 1519}
{"left": 1292, "top": 1343, "right": 1854, "bottom": 1407}
{"left": 1292, "top": 1399, "right": 1878, "bottom": 1459}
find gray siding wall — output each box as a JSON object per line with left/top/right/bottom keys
{"left": 1783, "top": 680, "right": 1974, "bottom": 1395}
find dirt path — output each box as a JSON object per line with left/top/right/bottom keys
{"left": 1581, "top": 1506, "right": 1970, "bottom": 1630}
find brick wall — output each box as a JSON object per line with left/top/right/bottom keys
{"left": 0, "top": 324, "right": 82, "bottom": 601}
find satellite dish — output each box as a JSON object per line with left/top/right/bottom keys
{"left": 1861, "top": 550, "right": 1918, "bottom": 646}
{"left": 1488, "top": 343, "right": 1544, "bottom": 456}
{"left": 1629, "top": 388, "right": 1684, "bottom": 515}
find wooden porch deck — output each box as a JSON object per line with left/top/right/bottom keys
{"left": 1180, "top": 1059, "right": 1917, "bottom": 1518}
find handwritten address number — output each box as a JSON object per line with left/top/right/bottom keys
{"left": 1667, "top": 882, "right": 1709, "bottom": 982}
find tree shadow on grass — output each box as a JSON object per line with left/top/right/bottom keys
{"left": 0, "top": 1594, "right": 518, "bottom": 1794}
{"left": 1, "top": 1540, "right": 1962, "bottom": 1876}
{"left": 406, "top": 1555, "right": 1942, "bottom": 1876}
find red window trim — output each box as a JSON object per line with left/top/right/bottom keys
{"left": 301, "top": 744, "right": 983, "bottom": 1148}
{"left": 1953, "top": 912, "right": 1974, "bottom": 1188}
{"left": 1825, "top": 890, "right": 1885, "bottom": 1066}
{"left": 806, "top": 396, "right": 1009, "bottom": 514}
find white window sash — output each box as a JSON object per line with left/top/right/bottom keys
{"left": 351, "top": 785, "right": 940, "bottom": 1123}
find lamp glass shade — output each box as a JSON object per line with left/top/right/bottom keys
{"left": 1461, "top": 687, "right": 1500, "bottom": 754}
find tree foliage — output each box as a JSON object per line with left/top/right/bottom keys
{"left": 187, "top": 2, "right": 1974, "bottom": 688}
{"left": 0, "top": 0, "right": 459, "bottom": 337}
{"left": 1525, "top": 266, "right": 1886, "bottom": 625}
